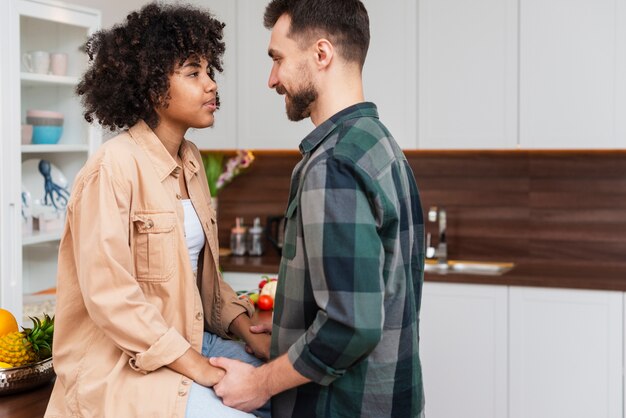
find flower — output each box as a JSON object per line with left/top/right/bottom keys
{"left": 201, "top": 150, "right": 255, "bottom": 197}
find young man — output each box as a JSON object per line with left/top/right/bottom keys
{"left": 210, "top": 1, "right": 425, "bottom": 416}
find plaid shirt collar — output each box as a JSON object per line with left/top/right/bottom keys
{"left": 298, "top": 102, "right": 380, "bottom": 155}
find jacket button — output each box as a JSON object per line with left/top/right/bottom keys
{"left": 176, "top": 194, "right": 182, "bottom": 200}
{"left": 195, "top": 312, "right": 203, "bottom": 321}
{"left": 178, "top": 389, "right": 187, "bottom": 396}
{"left": 146, "top": 220, "right": 154, "bottom": 228}
{"left": 182, "top": 379, "right": 190, "bottom": 385}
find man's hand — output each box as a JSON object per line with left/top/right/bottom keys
{"left": 245, "top": 323, "right": 272, "bottom": 359}
{"left": 211, "top": 357, "right": 271, "bottom": 412}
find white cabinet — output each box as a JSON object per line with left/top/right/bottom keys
{"left": 236, "top": 0, "right": 314, "bottom": 150}
{"left": 184, "top": 0, "right": 238, "bottom": 150}
{"left": 417, "top": 0, "right": 518, "bottom": 149}
{"left": 222, "top": 271, "right": 277, "bottom": 293}
{"left": 519, "top": 0, "right": 626, "bottom": 148}
{"left": 509, "top": 286, "right": 622, "bottom": 418}
{"left": 360, "top": 0, "right": 417, "bottom": 149}
{"left": 235, "top": 0, "right": 417, "bottom": 150}
{"left": 420, "top": 282, "right": 508, "bottom": 418}
{"left": 0, "top": 0, "right": 101, "bottom": 325}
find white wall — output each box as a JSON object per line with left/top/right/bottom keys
{"left": 68, "top": 0, "right": 146, "bottom": 28}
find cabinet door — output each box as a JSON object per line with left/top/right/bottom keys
{"left": 361, "top": 0, "right": 417, "bottom": 149}
{"left": 420, "top": 282, "right": 508, "bottom": 418}
{"left": 418, "top": 0, "right": 518, "bottom": 149}
{"left": 509, "top": 287, "right": 622, "bottom": 418}
{"left": 185, "top": 0, "right": 237, "bottom": 150}
{"left": 236, "top": 0, "right": 312, "bottom": 150}
{"left": 236, "top": 0, "right": 417, "bottom": 150}
{"left": 222, "top": 271, "right": 271, "bottom": 292}
{"left": 519, "top": 0, "right": 626, "bottom": 148}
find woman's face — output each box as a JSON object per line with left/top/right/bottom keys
{"left": 156, "top": 57, "right": 218, "bottom": 131}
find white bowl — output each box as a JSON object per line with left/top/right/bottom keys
{"left": 26, "top": 110, "right": 64, "bottom": 119}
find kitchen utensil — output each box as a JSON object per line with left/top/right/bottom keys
{"left": 266, "top": 215, "right": 286, "bottom": 254}
{"left": 0, "top": 358, "right": 55, "bottom": 396}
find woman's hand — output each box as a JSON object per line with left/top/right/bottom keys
{"left": 244, "top": 327, "right": 271, "bottom": 360}
{"left": 167, "top": 348, "right": 225, "bottom": 387}
{"left": 229, "top": 314, "right": 272, "bottom": 360}
{"left": 244, "top": 323, "right": 272, "bottom": 360}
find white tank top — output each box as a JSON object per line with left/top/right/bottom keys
{"left": 181, "top": 199, "right": 205, "bottom": 273}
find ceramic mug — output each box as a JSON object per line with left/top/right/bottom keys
{"left": 22, "top": 51, "right": 50, "bottom": 74}
{"left": 49, "top": 52, "right": 68, "bottom": 76}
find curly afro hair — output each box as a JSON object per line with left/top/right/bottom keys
{"left": 77, "top": 2, "right": 225, "bottom": 131}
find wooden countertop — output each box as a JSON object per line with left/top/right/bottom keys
{"left": 0, "top": 380, "right": 53, "bottom": 418}
{"left": 220, "top": 249, "right": 626, "bottom": 292}
{"left": 0, "top": 311, "right": 273, "bottom": 418}
{"left": 6, "top": 254, "right": 624, "bottom": 417}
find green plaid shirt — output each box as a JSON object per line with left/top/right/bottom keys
{"left": 271, "top": 102, "right": 425, "bottom": 418}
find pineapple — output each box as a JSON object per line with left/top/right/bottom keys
{"left": 0, "top": 314, "right": 54, "bottom": 367}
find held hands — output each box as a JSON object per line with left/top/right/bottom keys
{"left": 210, "top": 357, "right": 271, "bottom": 412}
{"left": 167, "top": 348, "right": 225, "bottom": 388}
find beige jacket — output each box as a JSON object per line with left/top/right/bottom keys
{"left": 45, "top": 121, "right": 253, "bottom": 417}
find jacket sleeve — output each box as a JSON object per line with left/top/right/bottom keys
{"left": 67, "top": 162, "right": 190, "bottom": 373}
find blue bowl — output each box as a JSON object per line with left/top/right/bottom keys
{"left": 32, "top": 126, "right": 63, "bottom": 145}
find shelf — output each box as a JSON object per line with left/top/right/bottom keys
{"left": 20, "top": 72, "right": 79, "bottom": 87}
{"left": 22, "top": 144, "right": 88, "bottom": 153}
{"left": 22, "top": 229, "right": 62, "bottom": 246}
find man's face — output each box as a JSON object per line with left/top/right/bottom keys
{"left": 267, "top": 14, "right": 318, "bottom": 121}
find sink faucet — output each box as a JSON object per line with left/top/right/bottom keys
{"left": 426, "top": 206, "right": 447, "bottom": 265}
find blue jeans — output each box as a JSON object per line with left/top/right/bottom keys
{"left": 185, "top": 332, "right": 271, "bottom": 418}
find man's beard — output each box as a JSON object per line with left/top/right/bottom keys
{"left": 277, "top": 83, "right": 318, "bottom": 122}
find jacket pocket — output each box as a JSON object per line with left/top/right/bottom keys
{"left": 132, "top": 211, "right": 177, "bottom": 282}
{"left": 282, "top": 199, "right": 298, "bottom": 260}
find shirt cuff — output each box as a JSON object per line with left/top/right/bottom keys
{"left": 287, "top": 334, "right": 346, "bottom": 386}
{"left": 221, "top": 299, "right": 254, "bottom": 337}
{"left": 131, "top": 327, "right": 190, "bottom": 373}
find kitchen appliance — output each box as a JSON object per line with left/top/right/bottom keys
{"left": 266, "top": 215, "right": 286, "bottom": 254}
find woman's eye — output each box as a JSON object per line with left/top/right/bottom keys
{"left": 189, "top": 72, "right": 199, "bottom": 78}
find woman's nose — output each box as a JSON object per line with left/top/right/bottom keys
{"left": 204, "top": 75, "right": 217, "bottom": 92}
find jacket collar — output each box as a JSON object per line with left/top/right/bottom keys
{"left": 128, "top": 120, "right": 200, "bottom": 182}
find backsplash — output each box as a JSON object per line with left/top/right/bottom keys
{"left": 211, "top": 150, "right": 626, "bottom": 269}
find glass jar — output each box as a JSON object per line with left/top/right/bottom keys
{"left": 247, "top": 217, "right": 264, "bottom": 256}
{"left": 230, "top": 217, "right": 247, "bottom": 256}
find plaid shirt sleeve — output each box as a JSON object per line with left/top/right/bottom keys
{"left": 287, "top": 155, "right": 385, "bottom": 385}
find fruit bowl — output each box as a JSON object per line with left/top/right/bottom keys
{"left": 0, "top": 358, "right": 54, "bottom": 396}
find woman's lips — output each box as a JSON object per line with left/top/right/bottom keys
{"left": 203, "top": 100, "right": 217, "bottom": 111}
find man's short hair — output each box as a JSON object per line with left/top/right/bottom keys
{"left": 264, "top": 0, "right": 370, "bottom": 67}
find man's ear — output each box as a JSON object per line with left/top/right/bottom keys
{"left": 314, "top": 38, "right": 334, "bottom": 69}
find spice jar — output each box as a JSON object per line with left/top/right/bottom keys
{"left": 230, "top": 217, "right": 247, "bottom": 256}
{"left": 247, "top": 217, "right": 264, "bottom": 256}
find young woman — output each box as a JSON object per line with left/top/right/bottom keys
{"left": 44, "top": 3, "right": 269, "bottom": 417}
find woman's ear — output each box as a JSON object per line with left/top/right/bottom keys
{"left": 314, "top": 38, "right": 334, "bottom": 69}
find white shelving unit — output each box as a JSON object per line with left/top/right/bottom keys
{"left": 0, "top": 0, "right": 101, "bottom": 325}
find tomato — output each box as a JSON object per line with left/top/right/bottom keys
{"left": 257, "top": 295, "right": 274, "bottom": 311}
{"left": 258, "top": 279, "right": 267, "bottom": 290}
